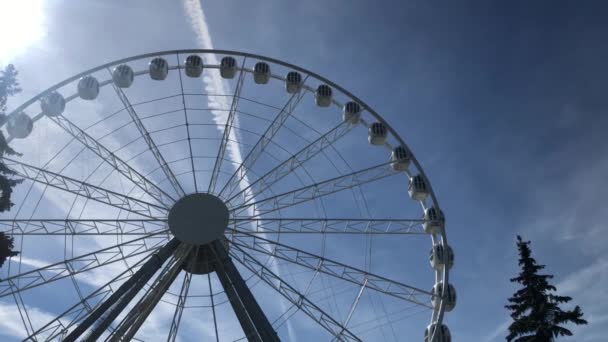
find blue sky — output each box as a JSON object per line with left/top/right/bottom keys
{"left": 0, "top": 0, "right": 607, "bottom": 341}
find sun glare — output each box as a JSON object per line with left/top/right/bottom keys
{"left": 0, "top": 0, "right": 46, "bottom": 63}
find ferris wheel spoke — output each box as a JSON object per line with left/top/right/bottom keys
{"left": 217, "top": 75, "right": 310, "bottom": 198}
{"left": 108, "top": 77, "right": 186, "bottom": 198}
{"left": 229, "top": 244, "right": 362, "bottom": 342}
{"left": 3, "top": 158, "right": 167, "bottom": 219}
{"left": 0, "top": 231, "right": 168, "bottom": 298}
{"left": 0, "top": 219, "right": 167, "bottom": 236}
{"left": 230, "top": 162, "right": 399, "bottom": 217}
{"left": 47, "top": 114, "right": 175, "bottom": 207}
{"left": 229, "top": 218, "right": 426, "bottom": 235}
{"left": 208, "top": 58, "right": 248, "bottom": 193}
{"left": 227, "top": 120, "right": 357, "bottom": 207}
{"left": 228, "top": 231, "right": 433, "bottom": 308}
{"left": 25, "top": 253, "right": 152, "bottom": 341}
{"left": 167, "top": 272, "right": 193, "bottom": 342}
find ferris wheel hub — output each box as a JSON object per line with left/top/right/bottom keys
{"left": 168, "top": 193, "right": 229, "bottom": 245}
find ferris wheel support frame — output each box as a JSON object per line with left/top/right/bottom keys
{"left": 2, "top": 49, "right": 451, "bottom": 341}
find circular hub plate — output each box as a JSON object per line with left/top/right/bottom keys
{"left": 168, "top": 193, "right": 229, "bottom": 245}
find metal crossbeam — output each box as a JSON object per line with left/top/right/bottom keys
{"left": 0, "top": 232, "right": 168, "bottom": 298}
{"left": 228, "top": 231, "right": 433, "bottom": 308}
{"left": 109, "top": 80, "right": 186, "bottom": 198}
{"left": 1, "top": 219, "right": 167, "bottom": 236}
{"left": 24, "top": 254, "right": 151, "bottom": 341}
{"left": 230, "top": 162, "right": 399, "bottom": 217}
{"left": 227, "top": 121, "right": 355, "bottom": 207}
{"left": 3, "top": 158, "right": 167, "bottom": 219}
{"left": 230, "top": 244, "right": 361, "bottom": 342}
{"left": 218, "top": 76, "right": 309, "bottom": 198}
{"left": 229, "top": 218, "right": 426, "bottom": 235}
{"left": 48, "top": 114, "right": 175, "bottom": 207}
{"left": 208, "top": 58, "right": 247, "bottom": 193}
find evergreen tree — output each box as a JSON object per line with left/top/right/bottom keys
{"left": 0, "top": 64, "right": 23, "bottom": 268}
{"left": 505, "top": 236, "right": 587, "bottom": 341}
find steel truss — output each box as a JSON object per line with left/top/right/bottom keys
{"left": 228, "top": 231, "right": 433, "bottom": 308}
{"left": 230, "top": 244, "right": 361, "bottom": 341}
{"left": 218, "top": 75, "right": 309, "bottom": 199}
{"left": 0, "top": 219, "right": 167, "bottom": 236}
{"left": 208, "top": 58, "right": 248, "bottom": 193}
{"left": 227, "top": 120, "right": 356, "bottom": 207}
{"left": 108, "top": 78, "right": 186, "bottom": 198}
{"left": 46, "top": 114, "right": 175, "bottom": 207}
{"left": 230, "top": 162, "right": 399, "bottom": 217}
{"left": 229, "top": 218, "right": 426, "bottom": 235}
{"left": 3, "top": 158, "right": 167, "bottom": 219}
{"left": 0, "top": 232, "right": 167, "bottom": 298}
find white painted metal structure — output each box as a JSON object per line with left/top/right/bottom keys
{"left": 0, "top": 50, "right": 453, "bottom": 341}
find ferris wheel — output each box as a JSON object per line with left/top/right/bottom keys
{"left": 0, "top": 50, "right": 455, "bottom": 341}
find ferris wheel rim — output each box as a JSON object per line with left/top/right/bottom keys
{"left": 2, "top": 49, "right": 451, "bottom": 340}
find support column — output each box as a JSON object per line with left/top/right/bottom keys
{"left": 211, "top": 240, "right": 280, "bottom": 342}
{"left": 64, "top": 238, "right": 181, "bottom": 342}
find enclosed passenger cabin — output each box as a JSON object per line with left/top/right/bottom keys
{"left": 368, "top": 122, "right": 387, "bottom": 145}
{"left": 431, "top": 282, "right": 457, "bottom": 312}
{"left": 391, "top": 146, "right": 410, "bottom": 170}
{"left": 253, "top": 62, "right": 270, "bottom": 84}
{"left": 7, "top": 113, "right": 33, "bottom": 139}
{"left": 112, "top": 64, "right": 134, "bottom": 88}
{"left": 220, "top": 56, "right": 237, "bottom": 79}
{"left": 185, "top": 55, "right": 203, "bottom": 77}
{"left": 408, "top": 174, "right": 428, "bottom": 201}
{"left": 149, "top": 57, "right": 169, "bottom": 81}
{"left": 285, "top": 71, "right": 302, "bottom": 93}
{"left": 77, "top": 76, "right": 100, "bottom": 100}
{"left": 430, "top": 244, "right": 454, "bottom": 271}
{"left": 342, "top": 101, "right": 361, "bottom": 124}
{"left": 40, "top": 92, "right": 65, "bottom": 117}
{"left": 315, "top": 84, "right": 333, "bottom": 107}
{"left": 423, "top": 206, "right": 444, "bottom": 234}
{"left": 424, "top": 323, "right": 451, "bottom": 342}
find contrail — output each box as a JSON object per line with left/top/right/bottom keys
{"left": 181, "top": 1, "right": 296, "bottom": 340}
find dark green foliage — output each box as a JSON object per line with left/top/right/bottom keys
{"left": 0, "top": 64, "right": 23, "bottom": 267}
{"left": 0, "top": 232, "right": 18, "bottom": 268}
{"left": 505, "top": 236, "right": 587, "bottom": 341}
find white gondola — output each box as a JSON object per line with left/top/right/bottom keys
{"left": 149, "top": 57, "right": 168, "bottom": 81}
{"left": 40, "top": 92, "right": 65, "bottom": 117}
{"left": 253, "top": 62, "right": 270, "bottom": 84}
{"left": 185, "top": 55, "right": 203, "bottom": 77}
{"left": 112, "top": 64, "right": 134, "bottom": 88}
{"left": 342, "top": 101, "right": 361, "bottom": 124}
{"left": 391, "top": 146, "right": 410, "bottom": 170}
{"left": 220, "top": 56, "right": 237, "bottom": 79}
{"left": 7, "top": 113, "right": 33, "bottom": 139}
{"left": 368, "top": 122, "right": 387, "bottom": 145}
{"left": 424, "top": 323, "right": 451, "bottom": 342}
{"left": 77, "top": 76, "right": 100, "bottom": 100}
{"left": 315, "top": 84, "right": 332, "bottom": 107}
{"left": 408, "top": 174, "right": 428, "bottom": 200}
{"left": 285, "top": 71, "right": 302, "bottom": 93}
{"left": 431, "top": 282, "right": 456, "bottom": 312}
{"left": 429, "top": 244, "right": 454, "bottom": 271}
{"left": 423, "top": 206, "right": 444, "bottom": 234}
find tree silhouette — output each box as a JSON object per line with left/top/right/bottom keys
{"left": 0, "top": 64, "right": 23, "bottom": 268}
{"left": 506, "top": 236, "right": 587, "bottom": 341}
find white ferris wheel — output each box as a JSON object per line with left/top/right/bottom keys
{"left": 0, "top": 50, "right": 455, "bottom": 342}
